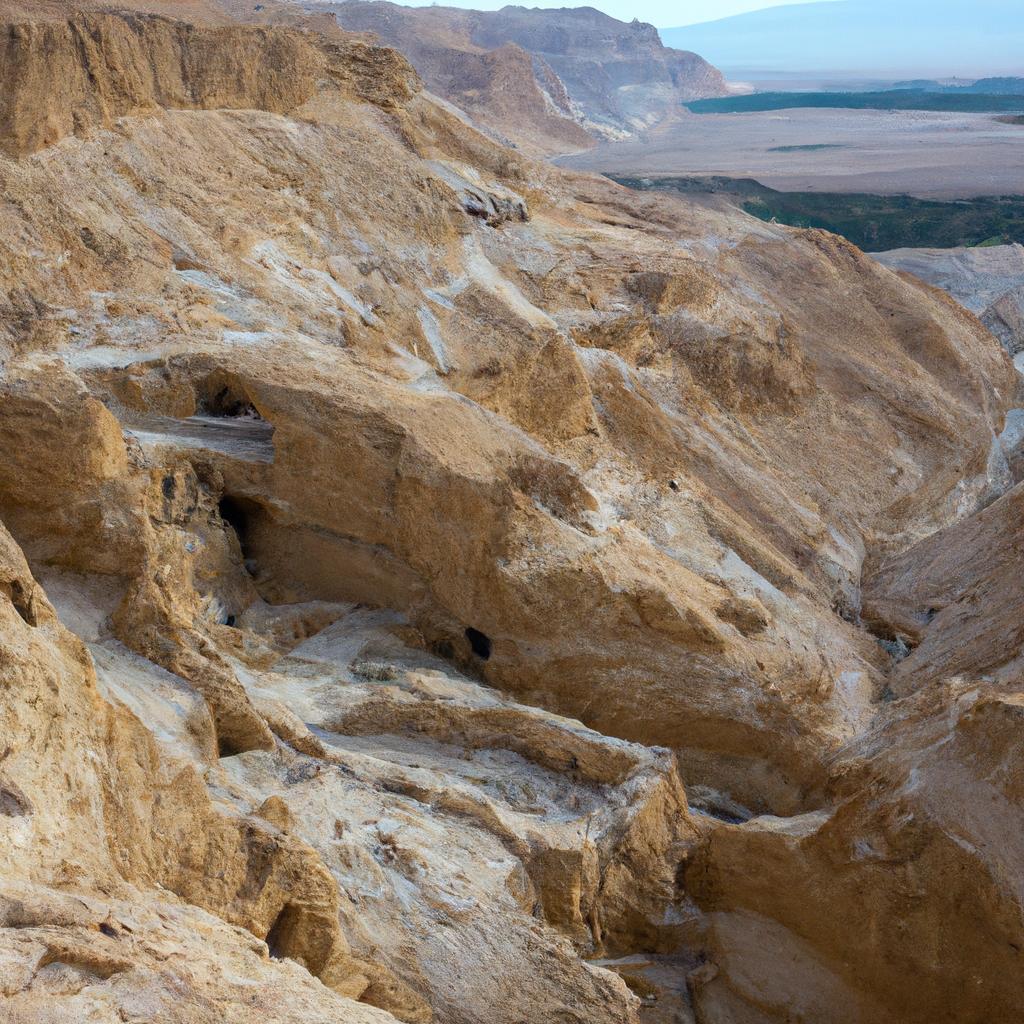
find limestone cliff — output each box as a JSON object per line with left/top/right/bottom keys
{"left": 326, "top": 0, "right": 729, "bottom": 153}
{"left": 0, "top": 10, "right": 416, "bottom": 157}
{"left": 1, "top": 9, "right": 1023, "bottom": 1024}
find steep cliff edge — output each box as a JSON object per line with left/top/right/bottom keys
{"left": 0, "top": 11, "right": 416, "bottom": 156}
{"left": 1, "top": 9, "right": 1023, "bottom": 1024}
{"left": 324, "top": 0, "right": 729, "bottom": 153}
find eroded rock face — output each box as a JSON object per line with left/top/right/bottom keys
{"left": 1, "top": 8, "right": 1023, "bottom": 1024}
{"left": 862, "top": 481, "right": 1024, "bottom": 692}
{"left": 874, "top": 243, "right": 1024, "bottom": 356}
{"left": 327, "top": 0, "right": 729, "bottom": 153}
{"left": 0, "top": 10, "right": 417, "bottom": 157}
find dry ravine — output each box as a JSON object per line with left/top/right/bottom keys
{"left": 1, "top": 8, "right": 1023, "bottom": 1024}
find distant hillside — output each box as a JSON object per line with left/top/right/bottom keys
{"left": 326, "top": 1, "right": 728, "bottom": 154}
{"left": 662, "top": 0, "right": 1024, "bottom": 77}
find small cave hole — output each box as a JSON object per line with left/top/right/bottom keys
{"left": 3, "top": 580, "right": 37, "bottom": 627}
{"left": 224, "top": 614, "right": 237, "bottom": 628}
{"left": 465, "top": 627, "right": 492, "bottom": 661}
{"left": 265, "top": 903, "right": 303, "bottom": 961}
{"left": 218, "top": 495, "right": 262, "bottom": 562}
{"left": 217, "top": 733, "right": 243, "bottom": 759}
{"left": 204, "top": 384, "right": 261, "bottom": 419}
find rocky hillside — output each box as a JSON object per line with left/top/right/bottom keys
{"left": 875, "top": 243, "right": 1024, "bottom": 357}
{"left": 317, "top": 1, "right": 728, "bottom": 153}
{"left": 1, "top": 9, "right": 1023, "bottom": 1024}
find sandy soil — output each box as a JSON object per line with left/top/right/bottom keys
{"left": 556, "top": 107, "right": 1024, "bottom": 198}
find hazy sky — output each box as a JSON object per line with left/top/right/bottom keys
{"left": 398, "top": 0, "right": 829, "bottom": 28}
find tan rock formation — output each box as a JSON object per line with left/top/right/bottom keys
{"left": 0, "top": 10, "right": 416, "bottom": 157}
{"left": 862, "top": 480, "right": 1024, "bottom": 691}
{"left": 874, "top": 242, "right": 1024, "bottom": 355}
{"left": 0, "top": 8, "right": 1022, "bottom": 1024}
{"left": 326, "top": 0, "right": 729, "bottom": 153}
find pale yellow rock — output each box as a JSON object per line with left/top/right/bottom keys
{"left": 0, "top": 8, "right": 1022, "bottom": 1024}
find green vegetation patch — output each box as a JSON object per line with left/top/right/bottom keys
{"left": 686, "top": 90, "right": 1024, "bottom": 115}
{"left": 610, "top": 175, "right": 1024, "bottom": 251}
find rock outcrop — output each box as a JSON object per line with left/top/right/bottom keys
{"left": 1, "top": 8, "right": 1023, "bottom": 1024}
{"left": 0, "top": 11, "right": 417, "bottom": 157}
{"left": 874, "top": 242, "right": 1024, "bottom": 357}
{"left": 325, "top": 0, "right": 729, "bottom": 153}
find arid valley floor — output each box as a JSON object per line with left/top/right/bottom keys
{"left": 560, "top": 107, "right": 1024, "bottom": 197}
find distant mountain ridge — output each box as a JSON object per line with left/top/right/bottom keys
{"left": 662, "top": 0, "right": 1024, "bottom": 77}
{"left": 322, "top": 1, "right": 728, "bottom": 154}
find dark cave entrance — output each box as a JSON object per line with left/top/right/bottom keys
{"left": 465, "top": 626, "right": 492, "bottom": 660}
{"left": 218, "top": 494, "right": 263, "bottom": 563}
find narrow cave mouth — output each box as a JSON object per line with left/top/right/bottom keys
{"left": 465, "top": 627, "right": 492, "bottom": 661}
{"left": 216, "top": 733, "right": 243, "bottom": 759}
{"left": 218, "top": 494, "right": 263, "bottom": 562}
{"left": 203, "top": 383, "right": 262, "bottom": 420}
{"left": 265, "top": 903, "right": 302, "bottom": 961}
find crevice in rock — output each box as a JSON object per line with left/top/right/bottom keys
{"left": 862, "top": 617, "right": 917, "bottom": 664}
{"left": 2, "top": 579, "right": 37, "bottom": 626}
{"left": 830, "top": 590, "right": 861, "bottom": 625}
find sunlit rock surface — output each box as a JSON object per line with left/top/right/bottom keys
{"left": 1, "top": 7, "right": 1023, "bottom": 1023}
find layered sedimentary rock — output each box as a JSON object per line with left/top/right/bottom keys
{"left": 325, "top": 0, "right": 729, "bottom": 152}
{"left": 1, "top": 9, "right": 1023, "bottom": 1024}
{"left": 0, "top": 10, "right": 415, "bottom": 156}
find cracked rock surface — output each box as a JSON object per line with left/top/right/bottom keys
{"left": 1, "top": 6, "right": 1023, "bottom": 1024}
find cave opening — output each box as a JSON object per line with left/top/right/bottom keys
{"left": 265, "top": 903, "right": 303, "bottom": 961}
{"left": 465, "top": 627, "right": 492, "bottom": 660}
{"left": 216, "top": 733, "right": 243, "bottom": 759}
{"left": 203, "top": 383, "right": 261, "bottom": 419}
{"left": 218, "top": 494, "right": 262, "bottom": 561}
{"left": 3, "top": 580, "right": 37, "bottom": 627}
